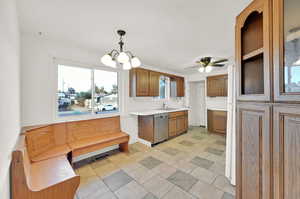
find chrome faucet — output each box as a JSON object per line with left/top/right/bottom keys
{"left": 162, "top": 102, "right": 167, "bottom": 110}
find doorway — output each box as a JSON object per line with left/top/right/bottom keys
{"left": 189, "top": 81, "right": 206, "bottom": 127}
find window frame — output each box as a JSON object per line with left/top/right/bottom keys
{"left": 54, "top": 58, "right": 121, "bottom": 122}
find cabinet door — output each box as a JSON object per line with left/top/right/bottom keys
{"left": 213, "top": 111, "right": 227, "bottom": 134}
{"left": 236, "top": 0, "right": 272, "bottom": 101}
{"left": 136, "top": 69, "right": 149, "bottom": 96}
{"left": 236, "top": 103, "right": 271, "bottom": 199}
{"left": 273, "top": 0, "right": 300, "bottom": 102}
{"left": 168, "top": 118, "right": 177, "bottom": 137}
{"left": 176, "top": 116, "right": 185, "bottom": 135}
{"left": 207, "top": 75, "right": 228, "bottom": 97}
{"left": 273, "top": 105, "right": 300, "bottom": 199}
{"left": 149, "top": 72, "right": 160, "bottom": 97}
{"left": 176, "top": 77, "right": 185, "bottom": 97}
{"left": 138, "top": 116, "right": 154, "bottom": 143}
{"left": 207, "top": 110, "right": 227, "bottom": 134}
{"left": 184, "top": 114, "right": 188, "bottom": 131}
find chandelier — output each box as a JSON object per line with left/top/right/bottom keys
{"left": 101, "top": 30, "right": 141, "bottom": 70}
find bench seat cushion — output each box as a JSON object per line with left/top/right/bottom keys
{"left": 69, "top": 132, "right": 129, "bottom": 157}
{"left": 30, "top": 144, "right": 71, "bottom": 162}
{"left": 28, "top": 155, "right": 78, "bottom": 191}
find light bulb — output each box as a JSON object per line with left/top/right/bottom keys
{"left": 117, "top": 52, "right": 129, "bottom": 63}
{"left": 206, "top": 66, "right": 213, "bottom": 73}
{"left": 108, "top": 60, "right": 117, "bottom": 68}
{"left": 101, "top": 54, "right": 112, "bottom": 66}
{"left": 131, "top": 57, "right": 141, "bottom": 68}
{"left": 198, "top": 67, "right": 205, "bottom": 72}
{"left": 123, "top": 62, "right": 132, "bottom": 70}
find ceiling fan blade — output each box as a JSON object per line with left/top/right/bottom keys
{"left": 211, "top": 64, "right": 225, "bottom": 67}
{"left": 212, "top": 59, "right": 228, "bottom": 64}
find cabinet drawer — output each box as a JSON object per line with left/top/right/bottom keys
{"left": 169, "top": 111, "right": 185, "bottom": 118}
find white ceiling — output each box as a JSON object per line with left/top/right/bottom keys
{"left": 16, "top": 0, "right": 251, "bottom": 72}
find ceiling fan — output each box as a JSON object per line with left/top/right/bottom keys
{"left": 185, "top": 56, "right": 228, "bottom": 72}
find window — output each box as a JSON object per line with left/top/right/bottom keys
{"left": 94, "top": 69, "right": 118, "bottom": 114}
{"left": 57, "top": 64, "right": 118, "bottom": 117}
{"left": 158, "top": 76, "right": 169, "bottom": 99}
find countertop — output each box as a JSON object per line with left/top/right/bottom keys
{"left": 130, "top": 108, "right": 189, "bottom": 116}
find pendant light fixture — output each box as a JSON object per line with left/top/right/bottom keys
{"left": 101, "top": 30, "right": 141, "bottom": 70}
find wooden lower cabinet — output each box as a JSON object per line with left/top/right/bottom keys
{"left": 236, "top": 103, "right": 271, "bottom": 199}
{"left": 168, "top": 111, "right": 188, "bottom": 137}
{"left": 138, "top": 115, "right": 154, "bottom": 143}
{"left": 138, "top": 111, "right": 188, "bottom": 143}
{"left": 207, "top": 110, "right": 227, "bottom": 134}
{"left": 273, "top": 105, "right": 300, "bottom": 199}
{"left": 168, "top": 118, "right": 177, "bottom": 137}
{"left": 176, "top": 116, "right": 185, "bottom": 135}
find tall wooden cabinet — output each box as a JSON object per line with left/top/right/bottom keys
{"left": 236, "top": 0, "right": 300, "bottom": 198}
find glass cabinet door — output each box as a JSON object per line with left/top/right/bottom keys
{"left": 274, "top": 0, "right": 300, "bottom": 101}
{"left": 283, "top": 0, "right": 300, "bottom": 93}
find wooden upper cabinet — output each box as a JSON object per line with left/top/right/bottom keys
{"left": 273, "top": 0, "right": 300, "bottom": 102}
{"left": 136, "top": 68, "right": 150, "bottom": 96}
{"left": 236, "top": 0, "right": 272, "bottom": 102}
{"left": 149, "top": 71, "right": 160, "bottom": 97}
{"left": 273, "top": 104, "right": 300, "bottom": 199}
{"left": 176, "top": 77, "right": 185, "bottom": 97}
{"left": 207, "top": 75, "right": 228, "bottom": 97}
{"left": 236, "top": 103, "right": 271, "bottom": 199}
{"left": 130, "top": 68, "right": 185, "bottom": 97}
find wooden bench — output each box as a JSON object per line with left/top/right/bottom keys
{"left": 66, "top": 116, "right": 129, "bottom": 161}
{"left": 12, "top": 116, "right": 130, "bottom": 199}
{"left": 12, "top": 136, "right": 80, "bottom": 199}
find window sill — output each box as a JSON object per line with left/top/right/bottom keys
{"left": 55, "top": 111, "right": 121, "bottom": 123}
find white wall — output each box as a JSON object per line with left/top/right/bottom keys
{"left": 21, "top": 34, "right": 185, "bottom": 144}
{"left": 0, "top": 0, "right": 20, "bottom": 198}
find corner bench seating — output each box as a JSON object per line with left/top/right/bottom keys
{"left": 12, "top": 116, "right": 129, "bottom": 199}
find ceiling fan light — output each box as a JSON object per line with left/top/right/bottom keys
{"left": 117, "top": 52, "right": 130, "bottom": 63}
{"left": 206, "top": 66, "right": 213, "bottom": 73}
{"left": 123, "top": 61, "right": 132, "bottom": 70}
{"left": 101, "top": 54, "right": 112, "bottom": 66}
{"left": 131, "top": 57, "right": 141, "bottom": 68}
{"left": 198, "top": 67, "right": 205, "bottom": 73}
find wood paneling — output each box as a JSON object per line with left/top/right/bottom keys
{"left": 236, "top": 103, "right": 271, "bottom": 199}
{"left": 207, "top": 110, "right": 227, "bottom": 134}
{"left": 273, "top": 105, "right": 300, "bottom": 199}
{"left": 207, "top": 75, "right": 228, "bottom": 97}
{"left": 149, "top": 71, "right": 160, "bottom": 96}
{"left": 138, "top": 115, "right": 154, "bottom": 143}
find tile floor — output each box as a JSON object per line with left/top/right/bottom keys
{"left": 74, "top": 127, "right": 235, "bottom": 199}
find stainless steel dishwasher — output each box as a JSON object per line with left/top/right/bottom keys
{"left": 154, "top": 113, "right": 169, "bottom": 144}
